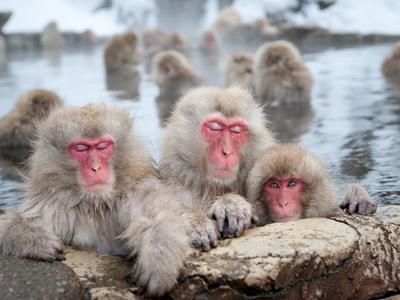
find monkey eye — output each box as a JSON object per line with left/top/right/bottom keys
{"left": 288, "top": 180, "right": 297, "bottom": 187}
{"left": 230, "top": 125, "right": 242, "bottom": 133}
{"left": 208, "top": 121, "right": 223, "bottom": 131}
{"left": 96, "top": 141, "right": 113, "bottom": 150}
{"left": 269, "top": 181, "right": 280, "bottom": 189}
{"left": 73, "top": 144, "right": 90, "bottom": 152}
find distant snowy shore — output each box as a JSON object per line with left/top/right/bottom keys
{"left": 0, "top": 0, "right": 399, "bottom": 36}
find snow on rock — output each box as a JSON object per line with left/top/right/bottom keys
{"left": 232, "top": 0, "right": 400, "bottom": 35}
{"left": 0, "top": 0, "right": 125, "bottom": 35}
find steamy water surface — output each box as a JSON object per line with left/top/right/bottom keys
{"left": 0, "top": 43, "right": 399, "bottom": 211}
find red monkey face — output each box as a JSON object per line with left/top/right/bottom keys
{"left": 201, "top": 117, "right": 248, "bottom": 180}
{"left": 68, "top": 135, "right": 115, "bottom": 193}
{"left": 264, "top": 177, "right": 304, "bottom": 222}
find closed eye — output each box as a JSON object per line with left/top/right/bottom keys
{"left": 208, "top": 121, "right": 223, "bottom": 131}
{"left": 73, "top": 144, "right": 90, "bottom": 152}
{"left": 230, "top": 125, "right": 242, "bottom": 133}
{"left": 96, "top": 142, "right": 112, "bottom": 150}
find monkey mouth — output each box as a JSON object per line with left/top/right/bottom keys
{"left": 84, "top": 182, "right": 113, "bottom": 193}
{"left": 210, "top": 165, "right": 238, "bottom": 179}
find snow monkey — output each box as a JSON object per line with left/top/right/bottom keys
{"left": 0, "top": 89, "right": 63, "bottom": 163}
{"left": 224, "top": 51, "right": 254, "bottom": 90}
{"left": 104, "top": 31, "right": 141, "bottom": 99}
{"left": 104, "top": 31, "right": 141, "bottom": 73}
{"left": 159, "top": 86, "right": 276, "bottom": 250}
{"left": 247, "top": 144, "right": 377, "bottom": 225}
{"left": 253, "top": 40, "right": 313, "bottom": 105}
{"left": 152, "top": 50, "right": 203, "bottom": 124}
{"left": 0, "top": 104, "right": 190, "bottom": 297}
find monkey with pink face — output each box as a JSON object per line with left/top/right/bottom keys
{"left": 0, "top": 104, "right": 189, "bottom": 297}
{"left": 247, "top": 144, "right": 377, "bottom": 225}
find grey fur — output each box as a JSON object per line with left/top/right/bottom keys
{"left": 0, "top": 104, "right": 189, "bottom": 297}
{"left": 159, "top": 86, "right": 276, "bottom": 247}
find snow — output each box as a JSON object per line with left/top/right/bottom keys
{"left": 0, "top": 0, "right": 400, "bottom": 36}
{"left": 233, "top": 0, "right": 400, "bottom": 35}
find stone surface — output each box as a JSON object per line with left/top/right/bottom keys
{"left": 377, "top": 205, "right": 400, "bottom": 225}
{"left": 10, "top": 215, "right": 397, "bottom": 300}
{"left": 0, "top": 255, "right": 81, "bottom": 300}
{"left": 171, "top": 216, "right": 400, "bottom": 300}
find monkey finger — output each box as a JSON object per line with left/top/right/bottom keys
{"left": 227, "top": 216, "right": 238, "bottom": 238}
{"left": 235, "top": 219, "right": 244, "bottom": 237}
{"left": 251, "top": 215, "right": 259, "bottom": 226}
{"left": 199, "top": 229, "right": 212, "bottom": 251}
{"left": 357, "top": 200, "right": 368, "bottom": 215}
{"left": 347, "top": 201, "right": 358, "bottom": 215}
{"left": 365, "top": 201, "right": 377, "bottom": 215}
{"left": 208, "top": 230, "right": 219, "bottom": 248}
{"left": 339, "top": 198, "right": 350, "bottom": 210}
{"left": 211, "top": 206, "right": 226, "bottom": 233}
{"left": 55, "top": 252, "right": 65, "bottom": 261}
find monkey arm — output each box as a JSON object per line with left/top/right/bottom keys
{"left": 117, "top": 177, "right": 190, "bottom": 296}
{"left": 208, "top": 193, "right": 254, "bottom": 238}
{"left": 0, "top": 212, "right": 64, "bottom": 261}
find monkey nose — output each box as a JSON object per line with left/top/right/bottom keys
{"left": 91, "top": 165, "right": 101, "bottom": 172}
{"left": 222, "top": 149, "right": 232, "bottom": 156}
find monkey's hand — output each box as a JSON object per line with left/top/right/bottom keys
{"left": 208, "top": 193, "right": 253, "bottom": 239}
{"left": 184, "top": 211, "right": 220, "bottom": 252}
{"left": 340, "top": 184, "right": 377, "bottom": 215}
{"left": 0, "top": 214, "right": 64, "bottom": 262}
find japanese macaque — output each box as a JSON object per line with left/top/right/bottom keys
{"left": 199, "top": 29, "right": 219, "bottom": 55}
{"left": 253, "top": 40, "right": 313, "bottom": 105}
{"left": 158, "top": 86, "right": 276, "bottom": 250}
{"left": 214, "top": 6, "right": 242, "bottom": 34}
{"left": 0, "top": 89, "right": 63, "bottom": 164}
{"left": 0, "top": 104, "right": 190, "bottom": 296}
{"left": 224, "top": 52, "right": 254, "bottom": 90}
{"left": 382, "top": 41, "right": 400, "bottom": 86}
{"left": 142, "top": 28, "right": 190, "bottom": 58}
{"left": 104, "top": 32, "right": 141, "bottom": 99}
{"left": 152, "top": 50, "right": 203, "bottom": 124}
{"left": 40, "top": 22, "right": 63, "bottom": 49}
{"left": 247, "top": 144, "right": 377, "bottom": 225}
{"left": 104, "top": 31, "right": 141, "bottom": 72}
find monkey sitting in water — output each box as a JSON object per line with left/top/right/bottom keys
{"left": 0, "top": 89, "right": 63, "bottom": 164}
{"left": 247, "top": 144, "right": 377, "bottom": 225}
{"left": 253, "top": 40, "right": 313, "bottom": 106}
{"left": 224, "top": 52, "right": 254, "bottom": 91}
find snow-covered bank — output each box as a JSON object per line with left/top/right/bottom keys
{"left": 232, "top": 0, "right": 400, "bottom": 35}
{"left": 1, "top": 0, "right": 400, "bottom": 36}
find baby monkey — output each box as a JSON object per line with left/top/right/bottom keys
{"left": 247, "top": 144, "right": 377, "bottom": 225}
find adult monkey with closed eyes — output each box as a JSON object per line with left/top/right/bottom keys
{"left": 157, "top": 86, "right": 276, "bottom": 250}
{"left": 0, "top": 104, "right": 189, "bottom": 297}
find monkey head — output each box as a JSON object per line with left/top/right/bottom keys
{"left": 151, "top": 50, "right": 190, "bottom": 85}
{"left": 160, "top": 86, "right": 274, "bottom": 187}
{"left": 16, "top": 90, "right": 62, "bottom": 120}
{"left": 29, "top": 104, "right": 147, "bottom": 198}
{"left": 257, "top": 40, "right": 302, "bottom": 70}
{"left": 247, "top": 144, "right": 336, "bottom": 224}
{"left": 231, "top": 52, "right": 254, "bottom": 75}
